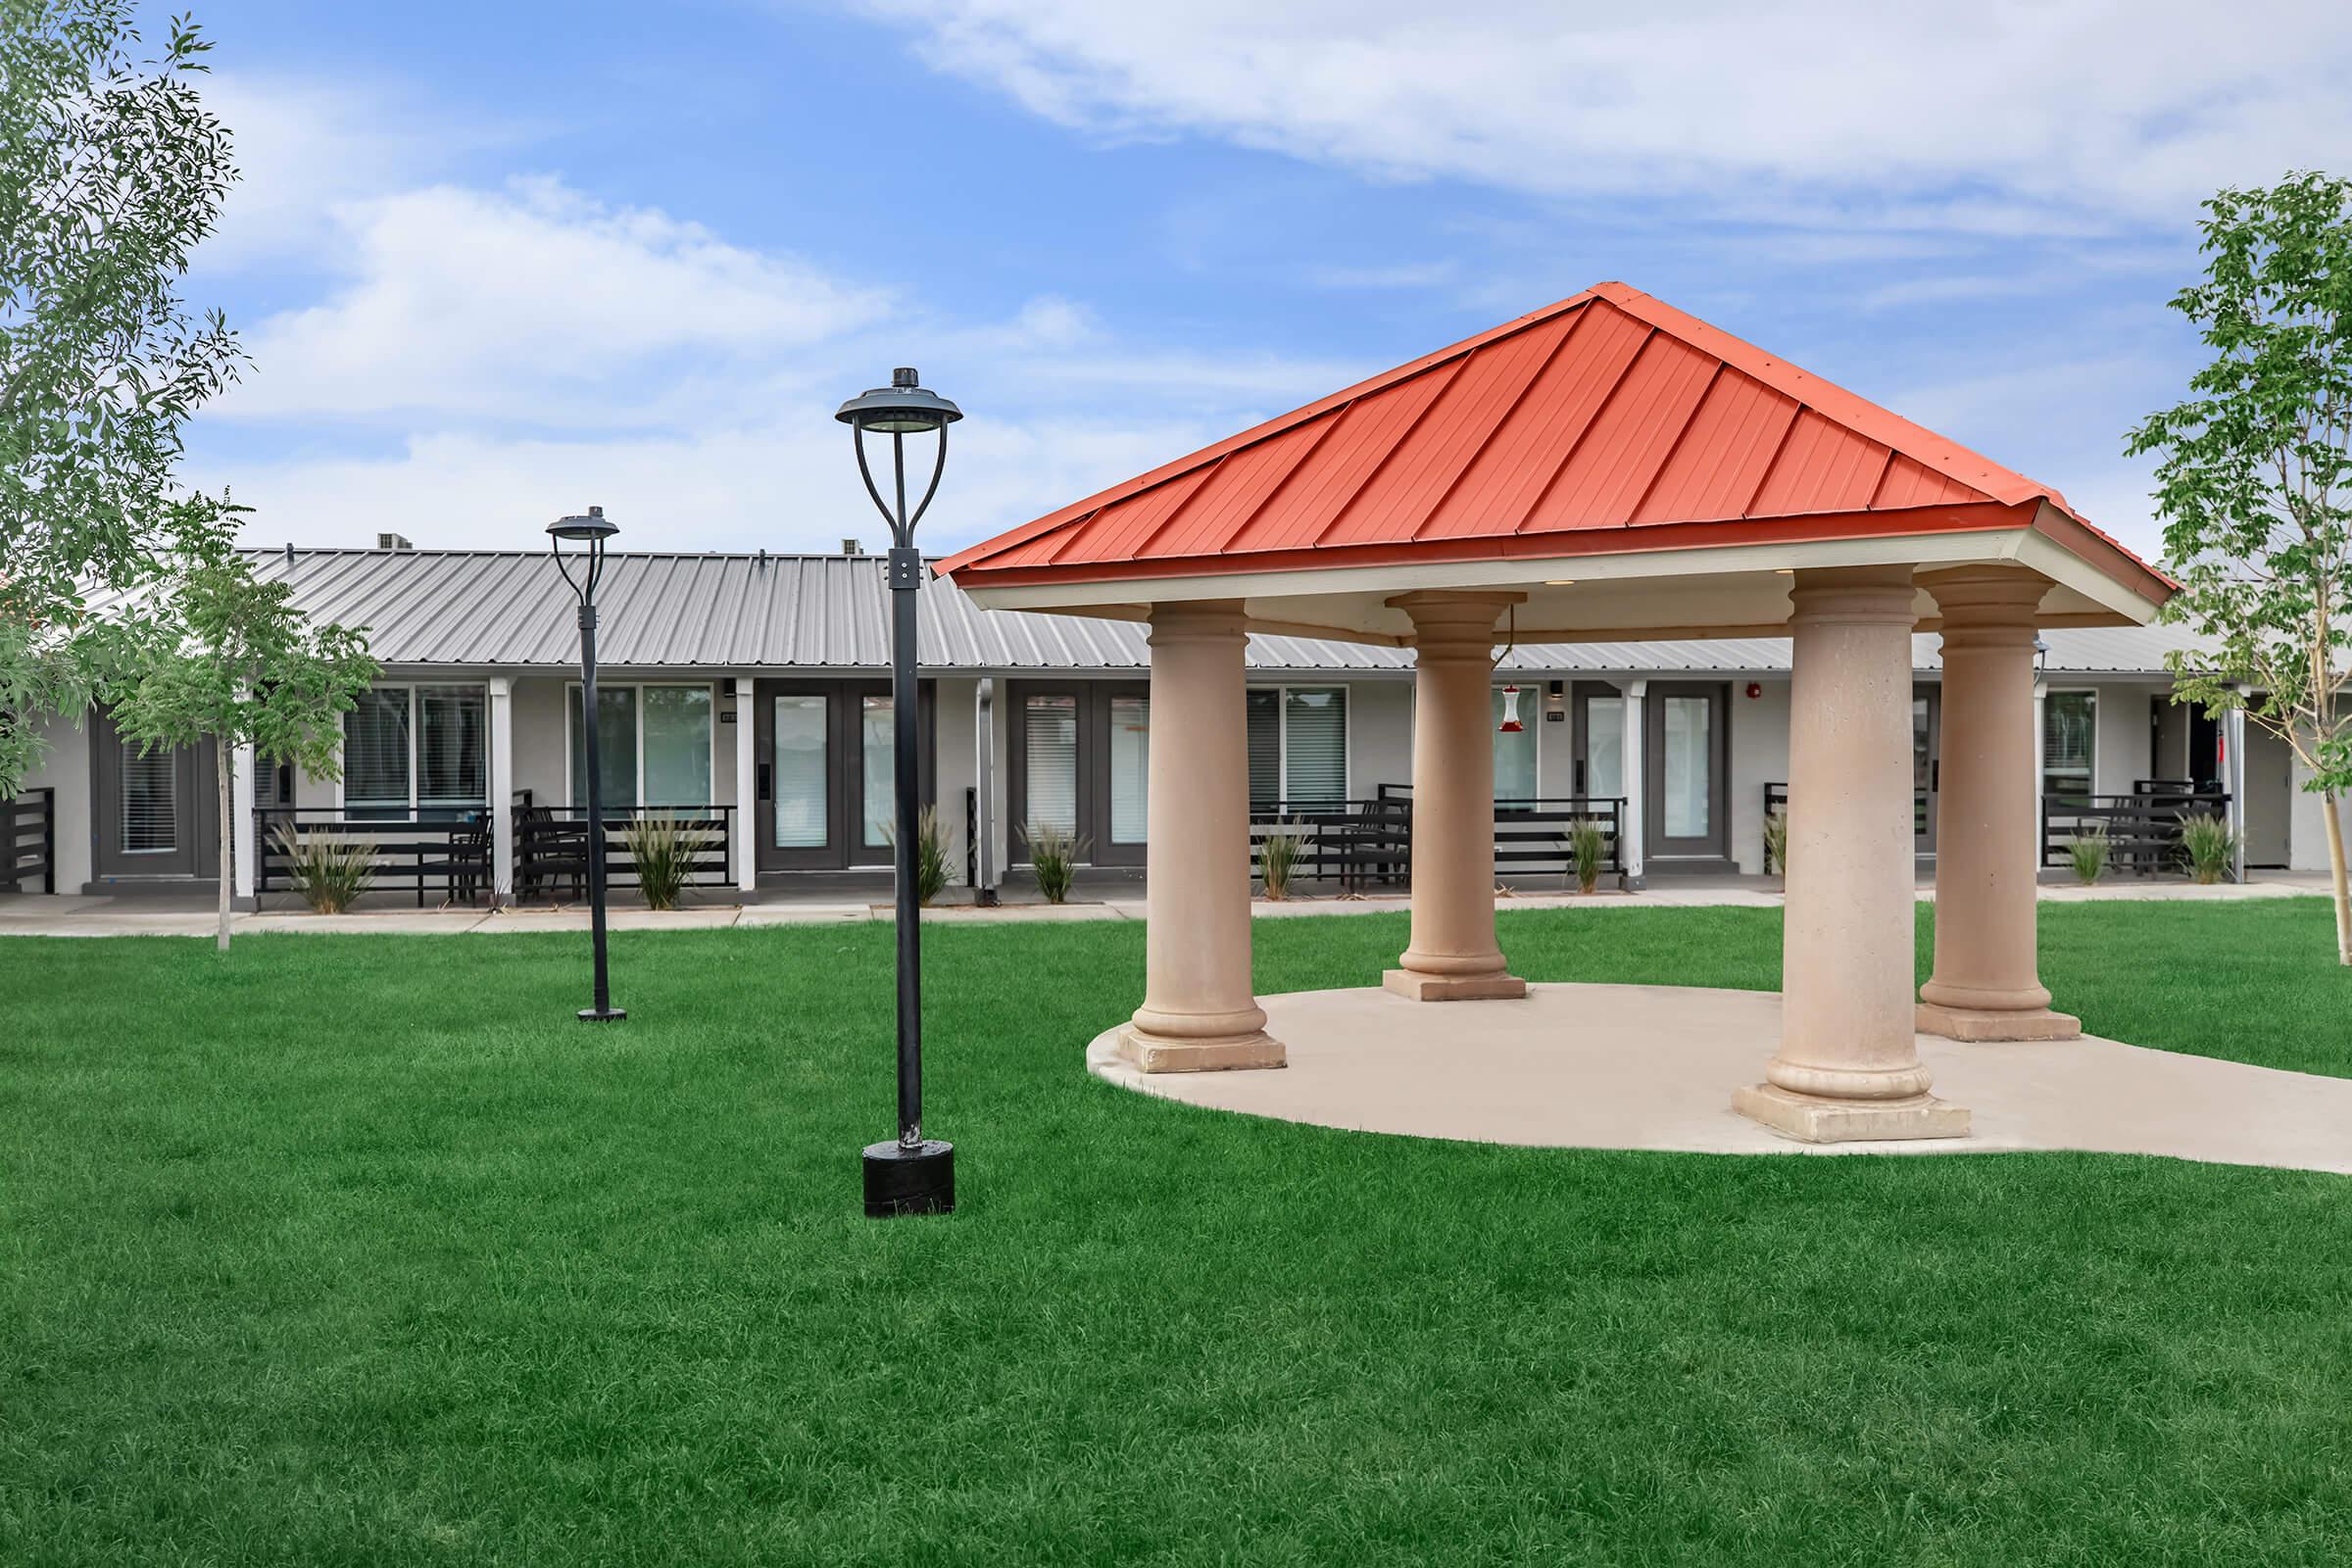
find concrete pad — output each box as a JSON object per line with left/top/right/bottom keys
{"left": 906, "top": 901, "right": 1130, "bottom": 923}
{"left": 1088, "top": 982, "right": 2352, "bottom": 1176}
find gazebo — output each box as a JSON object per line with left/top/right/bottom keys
{"left": 939, "top": 283, "right": 2174, "bottom": 1144}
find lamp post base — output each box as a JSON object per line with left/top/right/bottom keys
{"left": 577, "top": 1007, "right": 627, "bottom": 1023}
{"left": 863, "top": 1139, "right": 955, "bottom": 1217}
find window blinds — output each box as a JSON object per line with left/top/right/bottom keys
{"left": 343, "top": 688, "right": 412, "bottom": 814}
{"left": 1023, "top": 695, "right": 1079, "bottom": 837}
{"left": 643, "top": 686, "right": 712, "bottom": 808}
{"left": 772, "top": 695, "right": 828, "bottom": 848}
{"left": 1282, "top": 687, "right": 1348, "bottom": 808}
{"left": 119, "top": 743, "right": 176, "bottom": 852}
{"left": 1246, "top": 690, "right": 1281, "bottom": 811}
{"left": 417, "top": 686, "right": 487, "bottom": 813}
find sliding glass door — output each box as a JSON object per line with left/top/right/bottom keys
{"left": 1006, "top": 681, "right": 1152, "bottom": 868}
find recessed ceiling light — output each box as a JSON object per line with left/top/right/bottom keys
{"left": 1544, "top": 578, "right": 1576, "bottom": 586}
{"left": 1772, "top": 568, "right": 1794, "bottom": 575}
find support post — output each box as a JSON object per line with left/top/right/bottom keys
{"left": 2226, "top": 696, "right": 2249, "bottom": 886}
{"left": 733, "top": 676, "right": 757, "bottom": 896}
{"left": 2033, "top": 677, "right": 2049, "bottom": 875}
{"left": 1735, "top": 565, "right": 1969, "bottom": 1143}
{"left": 1915, "top": 568, "right": 2079, "bottom": 1041}
{"left": 1122, "top": 600, "right": 1284, "bottom": 1072}
{"left": 489, "top": 677, "right": 514, "bottom": 905}
{"left": 1384, "top": 592, "right": 1527, "bottom": 1002}
{"left": 1619, "top": 678, "right": 1646, "bottom": 890}
{"left": 230, "top": 740, "right": 257, "bottom": 910}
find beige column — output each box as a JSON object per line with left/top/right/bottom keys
{"left": 1735, "top": 566, "right": 1969, "bottom": 1142}
{"left": 1122, "top": 600, "right": 1286, "bottom": 1073}
{"left": 1383, "top": 592, "right": 1528, "bottom": 1002}
{"left": 1916, "top": 567, "right": 2081, "bottom": 1040}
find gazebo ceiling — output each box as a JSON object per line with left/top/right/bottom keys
{"left": 940, "top": 282, "right": 2175, "bottom": 645}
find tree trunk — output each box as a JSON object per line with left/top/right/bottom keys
{"left": 2325, "top": 792, "right": 2351, "bottom": 968}
{"left": 217, "top": 744, "right": 233, "bottom": 953}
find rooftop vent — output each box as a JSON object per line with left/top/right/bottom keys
{"left": 377, "top": 532, "right": 415, "bottom": 552}
{"left": 841, "top": 538, "right": 864, "bottom": 556}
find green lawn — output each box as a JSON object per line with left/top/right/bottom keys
{"left": 3, "top": 901, "right": 2349, "bottom": 1564}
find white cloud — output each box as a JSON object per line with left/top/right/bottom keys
{"left": 195, "top": 413, "right": 1234, "bottom": 558}
{"left": 857, "top": 0, "right": 2352, "bottom": 228}
{"left": 219, "top": 177, "right": 891, "bottom": 424}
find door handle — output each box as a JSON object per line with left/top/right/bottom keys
{"left": 757, "top": 761, "right": 772, "bottom": 802}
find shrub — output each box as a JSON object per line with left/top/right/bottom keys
{"left": 2068, "top": 826, "right": 2111, "bottom": 886}
{"left": 1022, "top": 822, "right": 1085, "bottom": 905}
{"left": 1569, "top": 817, "right": 1608, "bottom": 894}
{"left": 1762, "top": 808, "right": 1788, "bottom": 879}
{"left": 625, "top": 812, "right": 715, "bottom": 911}
{"left": 883, "top": 806, "right": 955, "bottom": 906}
{"left": 270, "top": 822, "right": 375, "bottom": 914}
{"left": 2180, "top": 812, "right": 2236, "bottom": 885}
{"left": 1259, "top": 829, "right": 1302, "bottom": 900}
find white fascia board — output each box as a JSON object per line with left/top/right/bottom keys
{"left": 954, "top": 530, "right": 2037, "bottom": 615}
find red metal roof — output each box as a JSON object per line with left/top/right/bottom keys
{"left": 939, "top": 283, "right": 2171, "bottom": 605}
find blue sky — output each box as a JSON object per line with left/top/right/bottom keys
{"left": 173, "top": 0, "right": 2352, "bottom": 564}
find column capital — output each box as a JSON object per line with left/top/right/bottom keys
{"left": 1788, "top": 564, "right": 1917, "bottom": 627}
{"left": 1388, "top": 590, "right": 1524, "bottom": 656}
{"left": 1146, "top": 598, "right": 1249, "bottom": 645}
{"left": 1918, "top": 564, "right": 2049, "bottom": 635}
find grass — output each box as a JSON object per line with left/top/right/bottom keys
{"left": 2, "top": 900, "right": 2349, "bottom": 1564}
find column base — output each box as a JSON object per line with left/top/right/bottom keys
{"left": 1383, "top": 968, "right": 1529, "bottom": 1003}
{"left": 1732, "top": 1083, "right": 1972, "bottom": 1144}
{"left": 1117, "top": 1026, "right": 1287, "bottom": 1074}
{"left": 1916, "top": 1002, "right": 2082, "bottom": 1042}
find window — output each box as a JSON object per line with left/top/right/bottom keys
{"left": 2044, "top": 690, "right": 2096, "bottom": 805}
{"left": 860, "top": 695, "right": 895, "bottom": 848}
{"left": 772, "top": 695, "right": 828, "bottom": 848}
{"left": 1585, "top": 696, "right": 1623, "bottom": 800}
{"left": 1661, "top": 694, "right": 1711, "bottom": 837}
{"left": 1494, "top": 686, "right": 1539, "bottom": 803}
{"left": 120, "top": 743, "right": 176, "bottom": 852}
{"left": 1109, "top": 695, "right": 1150, "bottom": 844}
{"left": 1246, "top": 686, "right": 1348, "bottom": 810}
{"left": 568, "top": 683, "right": 715, "bottom": 812}
{"left": 344, "top": 684, "right": 486, "bottom": 819}
{"left": 1022, "top": 694, "right": 1079, "bottom": 836}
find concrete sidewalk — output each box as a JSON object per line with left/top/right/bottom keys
{"left": 0, "top": 870, "right": 2333, "bottom": 938}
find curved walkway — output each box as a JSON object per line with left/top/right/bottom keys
{"left": 1088, "top": 983, "right": 2352, "bottom": 1175}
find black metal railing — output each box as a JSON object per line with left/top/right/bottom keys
{"left": 1762, "top": 783, "right": 1931, "bottom": 871}
{"left": 514, "top": 800, "right": 734, "bottom": 902}
{"left": 2041, "top": 788, "right": 2230, "bottom": 876}
{"left": 3, "top": 787, "right": 56, "bottom": 894}
{"left": 256, "top": 805, "right": 496, "bottom": 906}
{"left": 1246, "top": 783, "right": 1626, "bottom": 889}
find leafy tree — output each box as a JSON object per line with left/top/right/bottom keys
{"left": 108, "top": 510, "right": 375, "bottom": 949}
{"left": 2131, "top": 172, "right": 2352, "bottom": 964}
{"left": 1, "top": 1, "right": 242, "bottom": 795}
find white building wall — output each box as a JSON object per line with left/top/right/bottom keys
{"left": 1348, "top": 677, "right": 1414, "bottom": 797}
{"left": 18, "top": 710, "right": 93, "bottom": 893}
{"left": 1536, "top": 679, "right": 1576, "bottom": 792}
{"left": 512, "top": 676, "right": 570, "bottom": 806}
{"left": 2289, "top": 754, "right": 2329, "bottom": 872}
{"left": 1727, "top": 679, "right": 1791, "bottom": 874}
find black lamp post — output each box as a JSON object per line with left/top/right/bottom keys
{"left": 549, "top": 505, "right": 625, "bottom": 1023}
{"left": 838, "top": 368, "right": 962, "bottom": 1217}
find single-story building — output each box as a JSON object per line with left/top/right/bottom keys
{"left": 2, "top": 540, "right": 2318, "bottom": 904}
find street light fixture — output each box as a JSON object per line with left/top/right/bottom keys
{"left": 549, "top": 505, "right": 625, "bottom": 1024}
{"left": 837, "top": 368, "right": 962, "bottom": 1217}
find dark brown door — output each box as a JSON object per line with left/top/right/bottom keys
{"left": 1005, "top": 681, "right": 1151, "bottom": 867}
{"left": 89, "top": 710, "right": 217, "bottom": 882}
{"left": 751, "top": 679, "right": 932, "bottom": 873}
{"left": 1645, "top": 682, "right": 1728, "bottom": 863}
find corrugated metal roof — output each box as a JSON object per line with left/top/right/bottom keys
{"left": 938, "top": 282, "right": 2173, "bottom": 607}
{"left": 84, "top": 547, "right": 2206, "bottom": 678}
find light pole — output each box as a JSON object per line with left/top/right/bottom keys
{"left": 838, "top": 368, "right": 962, "bottom": 1217}
{"left": 549, "top": 506, "right": 625, "bottom": 1023}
